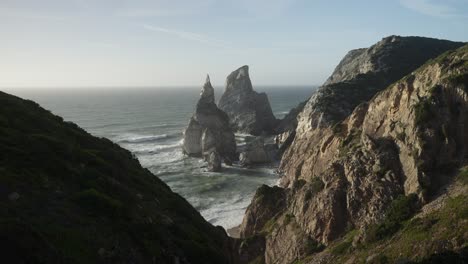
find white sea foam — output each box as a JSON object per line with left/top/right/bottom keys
{"left": 117, "top": 134, "right": 169, "bottom": 144}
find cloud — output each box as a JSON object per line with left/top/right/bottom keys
{"left": 142, "top": 24, "right": 230, "bottom": 48}
{"left": 399, "top": 0, "right": 460, "bottom": 18}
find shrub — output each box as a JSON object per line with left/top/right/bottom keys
{"left": 366, "top": 194, "right": 419, "bottom": 242}
{"left": 306, "top": 238, "right": 325, "bottom": 254}
{"left": 414, "top": 99, "right": 433, "bottom": 126}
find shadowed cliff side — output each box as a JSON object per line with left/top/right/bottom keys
{"left": 0, "top": 91, "right": 234, "bottom": 264}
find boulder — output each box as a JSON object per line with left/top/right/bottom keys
{"left": 206, "top": 151, "right": 222, "bottom": 172}
{"left": 240, "top": 137, "right": 277, "bottom": 166}
{"left": 218, "top": 65, "right": 278, "bottom": 135}
{"left": 182, "top": 75, "right": 237, "bottom": 162}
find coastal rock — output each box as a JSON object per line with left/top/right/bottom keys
{"left": 239, "top": 185, "right": 287, "bottom": 237}
{"left": 274, "top": 99, "right": 309, "bottom": 156}
{"left": 206, "top": 151, "right": 222, "bottom": 172}
{"left": 239, "top": 137, "right": 277, "bottom": 166}
{"left": 218, "top": 66, "right": 278, "bottom": 135}
{"left": 239, "top": 40, "right": 467, "bottom": 264}
{"left": 183, "top": 75, "right": 237, "bottom": 162}
{"left": 280, "top": 36, "right": 465, "bottom": 186}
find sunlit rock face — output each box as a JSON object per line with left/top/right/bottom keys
{"left": 218, "top": 65, "right": 278, "bottom": 135}
{"left": 183, "top": 75, "right": 237, "bottom": 163}
{"left": 237, "top": 39, "right": 467, "bottom": 264}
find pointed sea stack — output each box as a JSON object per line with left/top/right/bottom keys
{"left": 182, "top": 75, "right": 237, "bottom": 168}
{"left": 218, "top": 65, "right": 278, "bottom": 135}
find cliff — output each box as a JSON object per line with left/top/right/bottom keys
{"left": 280, "top": 35, "right": 465, "bottom": 187}
{"left": 218, "top": 66, "right": 278, "bottom": 135}
{"left": 0, "top": 91, "right": 233, "bottom": 264}
{"left": 239, "top": 41, "right": 468, "bottom": 263}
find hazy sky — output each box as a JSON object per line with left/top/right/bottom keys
{"left": 1, "top": 0, "right": 467, "bottom": 89}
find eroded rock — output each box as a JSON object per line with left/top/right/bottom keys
{"left": 218, "top": 66, "right": 278, "bottom": 135}
{"left": 183, "top": 75, "right": 237, "bottom": 164}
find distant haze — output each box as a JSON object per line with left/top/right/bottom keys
{"left": 1, "top": 0, "right": 467, "bottom": 89}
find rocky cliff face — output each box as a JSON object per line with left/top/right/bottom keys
{"left": 218, "top": 66, "right": 278, "bottom": 135}
{"left": 239, "top": 41, "right": 468, "bottom": 264}
{"left": 280, "top": 36, "right": 465, "bottom": 187}
{"left": 183, "top": 75, "right": 237, "bottom": 167}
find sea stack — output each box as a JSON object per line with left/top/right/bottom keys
{"left": 182, "top": 75, "right": 237, "bottom": 170}
{"left": 218, "top": 65, "right": 278, "bottom": 135}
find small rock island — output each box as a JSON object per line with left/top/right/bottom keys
{"left": 182, "top": 75, "right": 237, "bottom": 171}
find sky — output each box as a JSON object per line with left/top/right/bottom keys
{"left": 1, "top": 0, "right": 467, "bottom": 89}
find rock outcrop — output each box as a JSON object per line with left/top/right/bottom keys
{"left": 274, "top": 99, "right": 309, "bottom": 156}
{"left": 239, "top": 39, "right": 467, "bottom": 264}
{"left": 239, "top": 137, "right": 278, "bottom": 166}
{"left": 218, "top": 66, "right": 278, "bottom": 135}
{"left": 183, "top": 75, "right": 237, "bottom": 166}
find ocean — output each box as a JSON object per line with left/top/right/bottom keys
{"left": 10, "top": 86, "right": 314, "bottom": 229}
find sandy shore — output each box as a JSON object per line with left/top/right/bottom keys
{"left": 227, "top": 225, "right": 241, "bottom": 238}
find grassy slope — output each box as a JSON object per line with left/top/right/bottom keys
{"left": 325, "top": 169, "right": 468, "bottom": 264}
{"left": 0, "top": 91, "right": 229, "bottom": 264}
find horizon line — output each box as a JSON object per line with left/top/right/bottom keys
{"left": 0, "top": 84, "right": 321, "bottom": 90}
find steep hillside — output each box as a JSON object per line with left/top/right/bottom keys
{"left": 0, "top": 91, "right": 231, "bottom": 263}
{"left": 239, "top": 43, "right": 468, "bottom": 263}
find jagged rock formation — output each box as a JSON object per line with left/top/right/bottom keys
{"left": 183, "top": 75, "right": 237, "bottom": 166}
{"left": 274, "top": 99, "right": 309, "bottom": 156}
{"left": 218, "top": 66, "right": 278, "bottom": 135}
{"left": 239, "top": 40, "right": 468, "bottom": 264}
{"left": 0, "top": 91, "right": 234, "bottom": 264}
{"left": 280, "top": 36, "right": 465, "bottom": 186}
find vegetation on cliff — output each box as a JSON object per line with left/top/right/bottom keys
{"left": 0, "top": 91, "right": 230, "bottom": 263}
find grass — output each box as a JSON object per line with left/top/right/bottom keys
{"left": 330, "top": 229, "right": 358, "bottom": 256}
{"left": 365, "top": 194, "right": 419, "bottom": 243}
{"left": 457, "top": 166, "right": 468, "bottom": 185}
{"left": 306, "top": 239, "right": 325, "bottom": 254}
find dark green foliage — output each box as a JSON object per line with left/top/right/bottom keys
{"left": 284, "top": 213, "right": 295, "bottom": 225}
{"left": 332, "top": 123, "right": 345, "bottom": 135}
{"left": 368, "top": 254, "right": 390, "bottom": 264}
{"left": 414, "top": 98, "right": 433, "bottom": 126}
{"left": 366, "top": 194, "right": 419, "bottom": 242}
{"left": 0, "top": 91, "right": 228, "bottom": 264}
{"left": 457, "top": 166, "right": 468, "bottom": 185}
{"left": 331, "top": 240, "right": 352, "bottom": 255}
{"left": 306, "top": 238, "right": 325, "bottom": 254}
{"left": 310, "top": 177, "right": 325, "bottom": 193}
{"left": 409, "top": 247, "right": 468, "bottom": 264}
